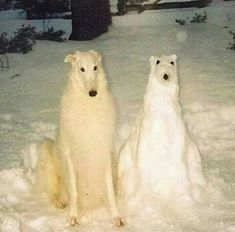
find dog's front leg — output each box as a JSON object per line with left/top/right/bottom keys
{"left": 106, "top": 160, "right": 126, "bottom": 227}
{"left": 65, "top": 152, "right": 80, "bottom": 226}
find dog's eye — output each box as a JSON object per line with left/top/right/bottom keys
{"left": 80, "top": 67, "right": 85, "bottom": 72}
{"left": 170, "top": 61, "right": 174, "bottom": 66}
{"left": 156, "top": 60, "right": 160, "bottom": 65}
{"left": 94, "top": 66, "right": 97, "bottom": 71}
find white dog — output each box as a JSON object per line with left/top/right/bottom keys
{"left": 36, "top": 50, "right": 125, "bottom": 227}
{"left": 118, "top": 55, "right": 206, "bottom": 212}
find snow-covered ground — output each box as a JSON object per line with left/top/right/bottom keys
{"left": 0, "top": 1, "right": 235, "bottom": 231}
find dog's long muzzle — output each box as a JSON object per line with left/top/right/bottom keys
{"left": 84, "top": 74, "right": 98, "bottom": 97}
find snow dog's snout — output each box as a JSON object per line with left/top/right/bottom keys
{"left": 162, "top": 73, "right": 170, "bottom": 80}
{"left": 161, "top": 72, "right": 171, "bottom": 82}
{"left": 89, "top": 89, "right": 97, "bottom": 97}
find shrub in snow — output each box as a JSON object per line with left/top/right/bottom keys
{"left": 227, "top": 30, "right": 235, "bottom": 51}
{"left": 190, "top": 11, "right": 207, "bottom": 23}
{"left": 0, "top": 33, "right": 9, "bottom": 54}
{"left": 118, "top": 55, "right": 207, "bottom": 213}
{"left": 35, "top": 27, "right": 66, "bottom": 42}
{"left": 175, "top": 11, "right": 207, "bottom": 25}
{"left": 175, "top": 19, "right": 186, "bottom": 26}
{"left": 1, "top": 24, "right": 65, "bottom": 55}
{"left": 8, "top": 24, "right": 36, "bottom": 54}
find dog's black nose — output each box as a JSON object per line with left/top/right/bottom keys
{"left": 163, "top": 74, "right": 169, "bottom": 80}
{"left": 89, "top": 90, "right": 97, "bottom": 97}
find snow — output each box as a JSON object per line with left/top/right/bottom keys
{"left": 0, "top": 1, "right": 235, "bottom": 231}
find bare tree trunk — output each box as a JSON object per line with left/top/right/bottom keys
{"left": 69, "top": 0, "right": 111, "bottom": 40}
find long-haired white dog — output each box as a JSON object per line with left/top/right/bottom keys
{"left": 118, "top": 55, "right": 206, "bottom": 212}
{"left": 36, "top": 50, "right": 125, "bottom": 227}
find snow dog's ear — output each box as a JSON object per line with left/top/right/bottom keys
{"left": 64, "top": 53, "right": 77, "bottom": 63}
{"left": 171, "top": 54, "right": 177, "bottom": 61}
{"left": 149, "top": 56, "right": 162, "bottom": 67}
{"left": 89, "top": 50, "right": 102, "bottom": 62}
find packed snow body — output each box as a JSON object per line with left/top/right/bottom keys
{"left": 118, "top": 55, "right": 206, "bottom": 212}
{"left": 36, "top": 50, "right": 125, "bottom": 227}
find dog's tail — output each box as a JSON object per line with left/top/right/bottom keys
{"left": 36, "top": 138, "right": 67, "bottom": 207}
{"left": 22, "top": 138, "right": 67, "bottom": 207}
{"left": 36, "top": 138, "right": 58, "bottom": 190}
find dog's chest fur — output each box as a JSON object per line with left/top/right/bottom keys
{"left": 59, "top": 90, "right": 116, "bottom": 211}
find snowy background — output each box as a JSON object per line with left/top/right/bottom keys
{"left": 0, "top": 0, "right": 235, "bottom": 231}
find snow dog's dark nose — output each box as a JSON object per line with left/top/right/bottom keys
{"left": 163, "top": 73, "right": 169, "bottom": 80}
{"left": 89, "top": 90, "right": 97, "bottom": 97}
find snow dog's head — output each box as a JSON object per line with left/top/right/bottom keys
{"left": 64, "top": 50, "right": 107, "bottom": 97}
{"left": 148, "top": 54, "right": 179, "bottom": 98}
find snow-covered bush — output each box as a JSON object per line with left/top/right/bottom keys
{"left": 35, "top": 27, "right": 66, "bottom": 42}
{"left": 8, "top": 24, "right": 36, "bottom": 54}
{"left": 227, "top": 30, "right": 235, "bottom": 51}
{"left": 190, "top": 11, "right": 207, "bottom": 23}
{"left": 0, "top": 33, "right": 9, "bottom": 54}
{"left": 0, "top": 24, "right": 66, "bottom": 54}
{"left": 175, "top": 11, "right": 207, "bottom": 25}
{"left": 175, "top": 19, "right": 186, "bottom": 25}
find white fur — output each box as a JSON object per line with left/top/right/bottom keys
{"left": 118, "top": 55, "right": 206, "bottom": 212}
{"left": 36, "top": 50, "right": 125, "bottom": 227}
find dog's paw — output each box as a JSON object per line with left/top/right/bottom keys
{"left": 68, "top": 215, "right": 80, "bottom": 226}
{"left": 113, "top": 216, "right": 126, "bottom": 227}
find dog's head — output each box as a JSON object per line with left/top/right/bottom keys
{"left": 64, "top": 50, "right": 107, "bottom": 97}
{"left": 148, "top": 54, "right": 179, "bottom": 98}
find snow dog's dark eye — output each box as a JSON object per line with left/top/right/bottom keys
{"left": 156, "top": 60, "right": 160, "bottom": 65}
{"left": 94, "top": 66, "right": 97, "bottom": 71}
{"left": 170, "top": 61, "right": 174, "bottom": 66}
{"left": 80, "top": 67, "right": 85, "bottom": 72}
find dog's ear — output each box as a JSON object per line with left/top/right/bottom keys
{"left": 64, "top": 53, "right": 76, "bottom": 63}
{"left": 89, "top": 50, "right": 102, "bottom": 62}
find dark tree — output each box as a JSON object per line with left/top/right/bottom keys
{"left": 22, "top": 0, "right": 69, "bottom": 19}
{"left": 69, "top": 0, "right": 111, "bottom": 41}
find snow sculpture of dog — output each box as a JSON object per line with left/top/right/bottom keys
{"left": 36, "top": 50, "right": 125, "bottom": 227}
{"left": 118, "top": 55, "right": 206, "bottom": 211}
